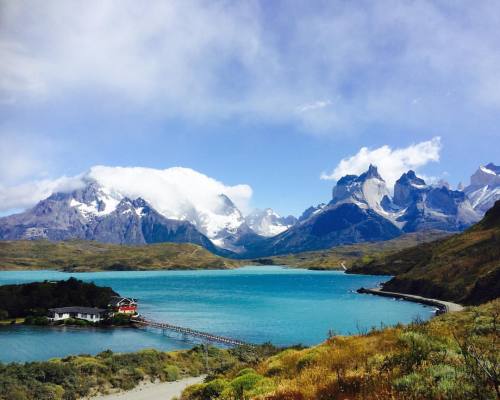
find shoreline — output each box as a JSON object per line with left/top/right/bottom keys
{"left": 357, "top": 287, "right": 464, "bottom": 314}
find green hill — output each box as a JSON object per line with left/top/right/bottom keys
{"left": 349, "top": 201, "right": 500, "bottom": 304}
{"left": 0, "top": 240, "right": 242, "bottom": 272}
{"left": 266, "top": 230, "right": 449, "bottom": 269}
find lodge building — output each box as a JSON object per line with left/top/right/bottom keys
{"left": 47, "top": 296, "right": 138, "bottom": 322}
{"left": 108, "top": 296, "right": 138, "bottom": 314}
{"left": 48, "top": 306, "right": 108, "bottom": 322}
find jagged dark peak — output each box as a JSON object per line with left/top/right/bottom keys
{"left": 484, "top": 162, "right": 500, "bottom": 174}
{"left": 131, "top": 197, "right": 148, "bottom": 208}
{"left": 337, "top": 165, "right": 384, "bottom": 186}
{"left": 115, "top": 197, "right": 137, "bottom": 210}
{"left": 359, "top": 164, "right": 383, "bottom": 181}
{"left": 396, "top": 170, "right": 426, "bottom": 186}
{"left": 337, "top": 175, "right": 358, "bottom": 186}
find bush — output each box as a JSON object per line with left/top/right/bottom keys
{"left": 202, "top": 378, "right": 229, "bottom": 399}
{"left": 230, "top": 372, "right": 263, "bottom": 393}
{"left": 164, "top": 364, "right": 180, "bottom": 381}
{"left": 24, "top": 316, "right": 50, "bottom": 326}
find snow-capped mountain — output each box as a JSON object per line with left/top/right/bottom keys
{"left": 329, "top": 164, "right": 404, "bottom": 226}
{"left": 245, "top": 208, "right": 297, "bottom": 237}
{"left": 0, "top": 182, "right": 218, "bottom": 252}
{"left": 465, "top": 163, "right": 500, "bottom": 214}
{"left": 393, "top": 171, "right": 479, "bottom": 232}
{"left": 1, "top": 163, "right": 496, "bottom": 258}
{"left": 248, "top": 165, "right": 481, "bottom": 257}
{"left": 0, "top": 170, "right": 259, "bottom": 251}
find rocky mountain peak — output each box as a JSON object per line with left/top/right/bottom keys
{"left": 393, "top": 171, "right": 427, "bottom": 208}
{"left": 360, "top": 164, "right": 384, "bottom": 181}
{"left": 465, "top": 162, "right": 500, "bottom": 214}
{"left": 331, "top": 165, "right": 390, "bottom": 217}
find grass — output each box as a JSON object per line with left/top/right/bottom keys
{"left": 0, "top": 240, "right": 242, "bottom": 272}
{"left": 181, "top": 299, "right": 500, "bottom": 400}
{"left": 265, "top": 230, "right": 449, "bottom": 270}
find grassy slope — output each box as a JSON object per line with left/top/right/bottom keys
{"left": 266, "top": 230, "right": 449, "bottom": 270}
{"left": 0, "top": 344, "right": 280, "bottom": 399}
{"left": 0, "top": 240, "right": 242, "bottom": 271}
{"left": 349, "top": 201, "right": 500, "bottom": 305}
{"left": 181, "top": 300, "right": 500, "bottom": 400}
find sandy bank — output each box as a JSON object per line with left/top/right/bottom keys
{"left": 91, "top": 375, "right": 206, "bottom": 400}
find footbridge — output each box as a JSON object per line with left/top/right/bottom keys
{"left": 131, "top": 316, "right": 252, "bottom": 347}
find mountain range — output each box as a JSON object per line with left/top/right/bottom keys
{"left": 0, "top": 163, "right": 498, "bottom": 257}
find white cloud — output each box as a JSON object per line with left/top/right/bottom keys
{"left": 297, "top": 100, "right": 332, "bottom": 113}
{"left": 321, "top": 137, "right": 442, "bottom": 189}
{"left": 0, "top": 175, "right": 85, "bottom": 211}
{"left": 1, "top": 2, "right": 500, "bottom": 133}
{"left": 0, "top": 165, "right": 253, "bottom": 216}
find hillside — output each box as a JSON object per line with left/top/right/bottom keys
{"left": 349, "top": 200, "right": 500, "bottom": 304}
{"left": 266, "top": 230, "right": 449, "bottom": 269}
{"left": 0, "top": 240, "right": 242, "bottom": 272}
{"left": 181, "top": 300, "right": 499, "bottom": 400}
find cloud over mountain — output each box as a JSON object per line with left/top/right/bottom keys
{"left": 321, "top": 137, "right": 442, "bottom": 189}
{"left": 0, "top": 166, "right": 252, "bottom": 217}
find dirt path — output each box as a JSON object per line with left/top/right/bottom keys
{"left": 92, "top": 375, "right": 206, "bottom": 400}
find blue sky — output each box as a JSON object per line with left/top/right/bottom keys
{"left": 1, "top": 1, "right": 499, "bottom": 216}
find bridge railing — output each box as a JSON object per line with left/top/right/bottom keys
{"left": 131, "top": 316, "right": 252, "bottom": 347}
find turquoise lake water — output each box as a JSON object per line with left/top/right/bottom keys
{"left": 0, "top": 266, "right": 435, "bottom": 362}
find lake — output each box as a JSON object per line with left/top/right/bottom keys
{"left": 0, "top": 266, "right": 435, "bottom": 362}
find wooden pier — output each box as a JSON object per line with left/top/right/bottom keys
{"left": 131, "top": 316, "right": 251, "bottom": 347}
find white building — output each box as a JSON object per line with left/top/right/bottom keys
{"left": 48, "top": 306, "right": 108, "bottom": 322}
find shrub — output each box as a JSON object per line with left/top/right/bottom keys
{"left": 164, "top": 364, "right": 180, "bottom": 381}
{"left": 230, "top": 372, "right": 263, "bottom": 393}
{"left": 24, "top": 315, "right": 50, "bottom": 326}
{"left": 202, "top": 378, "right": 229, "bottom": 399}
{"left": 296, "top": 351, "right": 318, "bottom": 371}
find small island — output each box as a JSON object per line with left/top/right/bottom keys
{"left": 0, "top": 278, "right": 138, "bottom": 326}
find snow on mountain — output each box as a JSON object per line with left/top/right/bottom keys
{"left": 465, "top": 163, "right": 500, "bottom": 214}
{"left": 66, "top": 167, "right": 252, "bottom": 250}
{"left": 324, "top": 166, "right": 480, "bottom": 233}
{"left": 393, "top": 171, "right": 479, "bottom": 231}
{"left": 245, "top": 208, "right": 297, "bottom": 237}
{"left": 328, "top": 164, "right": 407, "bottom": 225}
